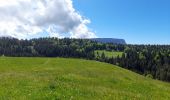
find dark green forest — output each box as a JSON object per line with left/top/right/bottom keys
{"left": 0, "top": 37, "right": 170, "bottom": 82}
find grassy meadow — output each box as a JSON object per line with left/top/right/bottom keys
{"left": 95, "top": 50, "right": 123, "bottom": 58}
{"left": 0, "top": 57, "right": 169, "bottom": 100}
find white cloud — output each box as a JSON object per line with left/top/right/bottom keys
{"left": 0, "top": 0, "right": 97, "bottom": 39}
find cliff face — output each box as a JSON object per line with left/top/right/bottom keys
{"left": 91, "top": 38, "right": 126, "bottom": 44}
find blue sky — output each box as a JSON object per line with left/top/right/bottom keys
{"left": 73, "top": 0, "right": 170, "bottom": 44}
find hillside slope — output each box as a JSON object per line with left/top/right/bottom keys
{"left": 0, "top": 57, "right": 169, "bottom": 100}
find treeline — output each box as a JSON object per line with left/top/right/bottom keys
{"left": 0, "top": 37, "right": 123, "bottom": 58}
{"left": 0, "top": 37, "right": 95, "bottom": 59}
{"left": 0, "top": 37, "right": 170, "bottom": 82}
{"left": 105, "top": 45, "right": 170, "bottom": 82}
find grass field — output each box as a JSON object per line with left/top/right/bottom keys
{"left": 0, "top": 57, "right": 170, "bottom": 100}
{"left": 95, "top": 50, "right": 123, "bottom": 58}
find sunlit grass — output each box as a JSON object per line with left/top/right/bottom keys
{"left": 95, "top": 50, "right": 123, "bottom": 58}
{"left": 0, "top": 57, "right": 169, "bottom": 100}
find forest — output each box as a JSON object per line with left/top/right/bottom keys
{"left": 0, "top": 37, "right": 170, "bottom": 82}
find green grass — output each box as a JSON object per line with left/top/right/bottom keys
{"left": 0, "top": 57, "right": 169, "bottom": 100}
{"left": 95, "top": 50, "right": 123, "bottom": 58}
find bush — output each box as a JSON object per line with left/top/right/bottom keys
{"left": 146, "top": 74, "right": 153, "bottom": 79}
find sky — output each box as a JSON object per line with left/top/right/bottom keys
{"left": 0, "top": 0, "right": 169, "bottom": 44}
{"left": 73, "top": 0, "right": 170, "bottom": 44}
{"left": 0, "top": 0, "right": 96, "bottom": 39}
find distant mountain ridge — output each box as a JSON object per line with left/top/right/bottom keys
{"left": 0, "top": 36, "right": 126, "bottom": 44}
{"left": 90, "top": 38, "right": 126, "bottom": 44}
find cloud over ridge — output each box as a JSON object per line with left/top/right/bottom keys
{"left": 0, "top": 0, "right": 96, "bottom": 39}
